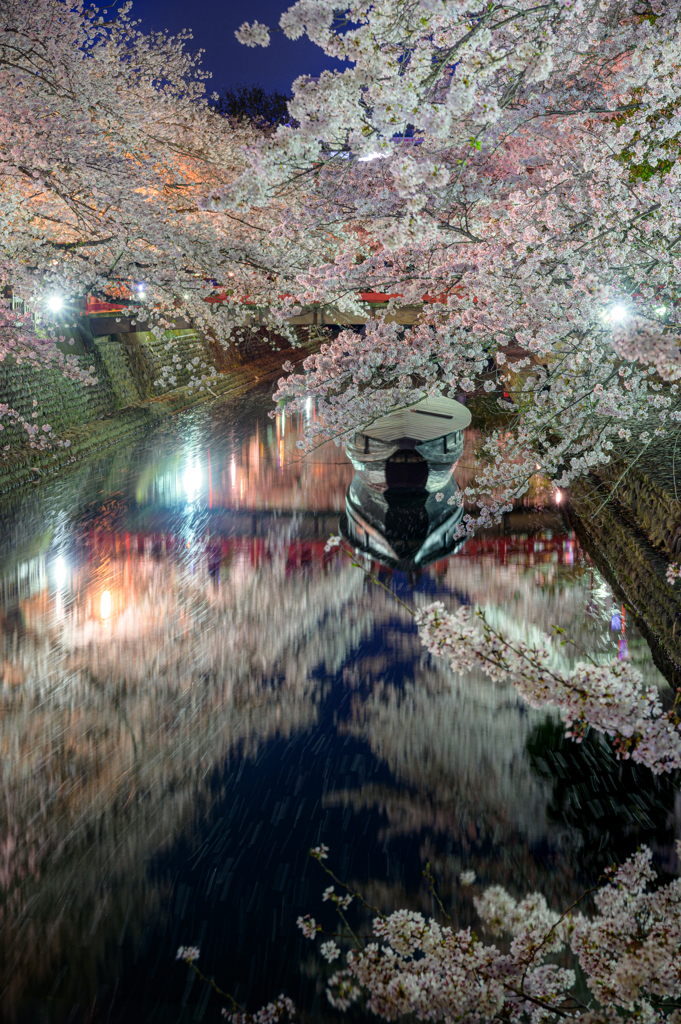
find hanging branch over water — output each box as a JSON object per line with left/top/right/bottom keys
{"left": 181, "top": 841, "right": 681, "bottom": 1022}
{"left": 327, "top": 534, "right": 681, "bottom": 775}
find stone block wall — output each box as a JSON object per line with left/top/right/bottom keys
{"left": 570, "top": 468, "right": 681, "bottom": 687}
{"left": 0, "top": 347, "right": 119, "bottom": 446}
{"left": 92, "top": 339, "right": 141, "bottom": 408}
{"left": 118, "top": 329, "right": 218, "bottom": 398}
{"left": 0, "top": 326, "right": 224, "bottom": 449}
{"left": 0, "top": 320, "right": 304, "bottom": 458}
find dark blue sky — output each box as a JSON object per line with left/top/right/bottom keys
{"left": 129, "top": 0, "right": 345, "bottom": 94}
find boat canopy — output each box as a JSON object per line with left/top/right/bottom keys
{"left": 361, "top": 396, "right": 471, "bottom": 444}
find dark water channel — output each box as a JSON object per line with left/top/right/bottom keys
{"left": 0, "top": 385, "right": 678, "bottom": 1023}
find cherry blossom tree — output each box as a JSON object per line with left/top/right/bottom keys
{"left": 415, "top": 600, "right": 681, "bottom": 775}
{"left": 232, "top": 0, "right": 681, "bottom": 526}
{"left": 6, "top": 0, "right": 681, "bottom": 515}
{"left": 0, "top": 0, "right": 332, "bottom": 355}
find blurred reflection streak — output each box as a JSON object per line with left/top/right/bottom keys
{"left": 134, "top": 412, "right": 352, "bottom": 515}
{"left": 183, "top": 459, "right": 202, "bottom": 502}
{"left": 99, "top": 590, "right": 112, "bottom": 620}
{"left": 53, "top": 555, "right": 67, "bottom": 591}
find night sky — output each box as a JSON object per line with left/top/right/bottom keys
{"left": 129, "top": 0, "right": 346, "bottom": 95}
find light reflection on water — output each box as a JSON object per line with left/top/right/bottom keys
{"left": 0, "top": 387, "right": 677, "bottom": 1023}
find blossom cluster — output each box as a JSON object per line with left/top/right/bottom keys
{"left": 301, "top": 845, "right": 681, "bottom": 1022}
{"left": 224, "top": 995, "right": 295, "bottom": 1024}
{"left": 666, "top": 563, "right": 681, "bottom": 586}
{"left": 415, "top": 602, "right": 681, "bottom": 774}
{"left": 176, "top": 945, "right": 200, "bottom": 962}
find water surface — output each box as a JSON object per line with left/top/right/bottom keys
{"left": 0, "top": 385, "right": 677, "bottom": 1023}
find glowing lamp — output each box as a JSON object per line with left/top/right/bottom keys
{"left": 46, "top": 295, "right": 63, "bottom": 313}
{"left": 609, "top": 305, "right": 627, "bottom": 323}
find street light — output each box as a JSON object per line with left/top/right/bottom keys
{"left": 46, "top": 295, "right": 63, "bottom": 313}
{"left": 609, "top": 304, "right": 627, "bottom": 323}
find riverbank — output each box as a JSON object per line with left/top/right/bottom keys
{"left": 0, "top": 345, "right": 310, "bottom": 497}
{"left": 570, "top": 450, "right": 681, "bottom": 688}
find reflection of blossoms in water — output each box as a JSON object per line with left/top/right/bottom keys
{"left": 0, "top": 549, "right": 363, "bottom": 899}
{"left": 2, "top": 499, "right": 676, "bottom": 1017}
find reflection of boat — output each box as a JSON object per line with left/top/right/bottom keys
{"left": 340, "top": 476, "right": 464, "bottom": 571}
{"left": 342, "top": 397, "right": 470, "bottom": 570}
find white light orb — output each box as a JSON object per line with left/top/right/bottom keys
{"left": 100, "top": 590, "right": 112, "bottom": 619}
{"left": 656, "top": 306, "right": 667, "bottom": 315}
{"left": 46, "top": 295, "right": 63, "bottom": 313}
{"left": 609, "top": 304, "right": 627, "bottom": 323}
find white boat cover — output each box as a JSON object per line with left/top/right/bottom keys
{"left": 361, "top": 396, "right": 471, "bottom": 443}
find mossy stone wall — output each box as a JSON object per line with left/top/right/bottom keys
{"left": 92, "top": 339, "right": 141, "bottom": 408}
{"left": 117, "top": 330, "right": 217, "bottom": 398}
{"left": 0, "top": 347, "right": 119, "bottom": 446}
{"left": 0, "top": 327, "right": 222, "bottom": 449}
{"left": 0, "top": 324, "right": 314, "bottom": 498}
{"left": 571, "top": 466, "right": 681, "bottom": 685}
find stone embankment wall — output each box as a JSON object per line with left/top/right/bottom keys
{"left": 570, "top": 454, "right": 681, "bottom": 687}
{"left": 0, "top": 320, "right": 314, "bottom": 496}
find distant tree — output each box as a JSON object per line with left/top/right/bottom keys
{"left": 214, "top": 83, "right": 292, "bottom": 126}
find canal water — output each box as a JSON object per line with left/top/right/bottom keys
{"left": 0, "top": 384, "right": 678, "bottom": 1023}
